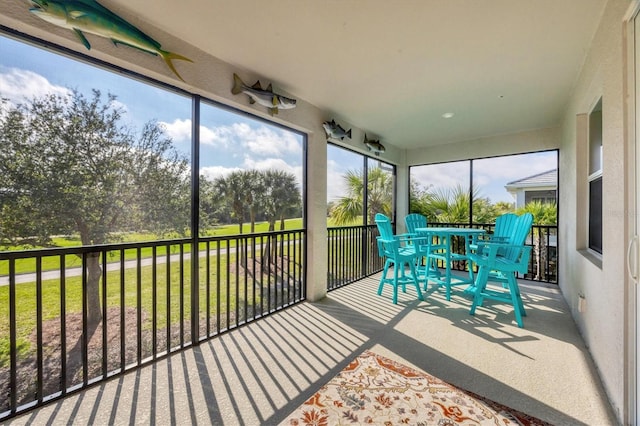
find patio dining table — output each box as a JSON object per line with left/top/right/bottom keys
{"left": 415, "top": 227, "right": 486, "bottom": 300}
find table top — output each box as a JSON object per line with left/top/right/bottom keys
{"left": 415, "top": 227, "right": 486, "bottom": 236}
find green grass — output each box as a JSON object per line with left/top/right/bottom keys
{"left": 0, "top": 218, "right": 305, "bottom": 276}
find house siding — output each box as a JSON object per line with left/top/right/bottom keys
{"left": 559, "top": 0, "right": 630, "bottom": 422}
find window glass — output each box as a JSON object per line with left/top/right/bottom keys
{"left": 410, "top": 161, "right": 471, "bottom": 223}
{"left": 0, "top": 35, "right": 192, "bottom": 247}
{"left": 474, "top": 151, "right": 558, "bottom": 224}
{"left": 409, "top": 151, "right": 558, "bottom": 225}
{"left": 367, "top": 158, "right": 395, "bottom": 225}
{"left": 198, "top": 102, "right": 304, "bottom": 236}
{"left": 327, "top": 145, "right": 365, "bottom": 226}
{"left": 588, "top": 98, "right": 603, "bottom": 253}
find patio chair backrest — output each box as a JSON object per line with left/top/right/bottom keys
{"left": 493, "top": 213, "right": 518, "bottom": 241}
{"left": 404, "top": 213, "right": 427, "bottom": 235}
{"left": 375, "top": 213, "right": 401, "bottom": 259}
{"left": 375, "top": 213, "right": 394, "bottom": 241}
{"left": 503, "top": 213, "right": 534, "bottom": 261}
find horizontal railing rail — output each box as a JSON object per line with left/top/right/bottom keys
{"left": 0, "top": 229, "right": 305, "bottom": 419}
{"left": 327, "top": 224, "right": 382, "bottom": 290}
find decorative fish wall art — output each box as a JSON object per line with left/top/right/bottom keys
{"left": 364, "top": 134, "right": 385, "bottom": 156}
{"left": 322, "top": 119, "right": 352, "bottom": 140}
{"left": 27, "top": 0, "right": 192, "bottom": 82}
{"left": 231, "top": 73, "right": 297, "bottom": 116}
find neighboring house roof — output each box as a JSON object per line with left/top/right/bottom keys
{"left": 505, "top": 168, "right": 558, "bottom": 190}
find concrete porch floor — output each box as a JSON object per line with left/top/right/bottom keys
{"left": 5, "top": 274, "right": 617, "bottom": 425}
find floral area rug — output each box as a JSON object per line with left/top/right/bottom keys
{"left": 280, "top": 350, "right": 552, "bottom": 425}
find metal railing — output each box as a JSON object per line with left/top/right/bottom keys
{"left": 0, "top": 229, "right": 305, "bottom": 419}
{"left": 327, "top": 224, "right": 383, "bottom": 290}
{"left": 426, "top": 222, "right": 558, "bottom": 283}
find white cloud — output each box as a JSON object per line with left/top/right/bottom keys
{"left": 243, "top": 126, "right": 302, "bottom": 157}
{"left": 473, "top": 153, "right": 557, "bottom": 184}
{"left": 242, "top": 157, "right": 303, "bottom": 187}
{"left": 160, "top": 118, "right": 191, "bottom": 143}
{"left": 327, "top": 159, "right": 349, "bottom": 202}
{"left": 0, "top": 67, "right": 70, "bottom": 105}
{"left": 411, "top": 161, "right": 469, "bottom": 190}
{"left": 162, "top": 121, "right": 303, "bottom": 152}
{"left": 200, "top": 165, "right": 243, "bottom": 181}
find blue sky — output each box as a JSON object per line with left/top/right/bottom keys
{"left": 0, "top": 34, "right": 304, "bottom": 187}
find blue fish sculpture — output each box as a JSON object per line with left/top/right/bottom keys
{"left": 232, "top": 73, "right": 297, "bottom": 116}
{"left": 28, "top": 0, "right": 192, "bottom": 82}
{"left": 364, "top": 134, "right": 385, "bottom": 156}
{"left": 322, "top": 119, "right": 352, "bottom": 140}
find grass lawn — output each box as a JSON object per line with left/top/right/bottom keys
{"left": 0, "top": 218, "right": 306, "bottom": 276}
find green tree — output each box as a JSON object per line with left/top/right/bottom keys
{"left": 494, "top": 201, "right": 515, "bottom": 216}
{"left": 472, "top": 196, "right": 498, "bottom": 224}
{"left": 420, "top": 184, "right": 472, "bottom": 223}
{"left": 329, "top": 167, "right": 393, "bottom": 225}
{"left": 260, "top": 169, "right": 300, "bottom": 231}
{"left": 214, "top": 170, "right": 248, "bottom": 233}
{"left": 0, "top": 90, "right": 190, "bottom": 324}
{"left": 199, "top": 175, "right": 222, "bottom": 234}
{"left": 409, "top": 180, "right": 433, "bottom": 218}
{"left": 411, "top": 183, "right": 499, "bottom": 224}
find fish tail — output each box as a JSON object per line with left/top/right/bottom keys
{"left": 346, "top": 129, "right": 352, "bottom": 139}
{"left": 159, "top": 50, "right": 193, "bottom": 82}
{"left": 231, "top": 73, "right": 245, "bottom": 95}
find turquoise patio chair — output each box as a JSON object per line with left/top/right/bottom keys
{"left": 404, "top": 213, "right": 427, "bottom": 236}
{"left": 468, "top": 213, "right": 534, "bottom": 327}
{"left": 471, "top": 212, "right": 533, "bottom": 284}
{"left": 404, "top": 213, "right": 445, "bottom": 282}
{"left": 470, "top": 213, "right": 518, "bottom": 251}
{"left": 375, "top": 213, "right": 425, "bottom": 304}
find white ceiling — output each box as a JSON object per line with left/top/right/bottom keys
{"left": 16, "top": 0, "right": 608, "bottom": 150}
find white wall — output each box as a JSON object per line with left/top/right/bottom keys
{"left": 556, "top": 0, "right": 631, "bottom": 421}
{"left": 405, "top": 127, "right": 561, "bottom": 166}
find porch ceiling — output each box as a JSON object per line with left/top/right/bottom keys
{"left": 110, "top": 0, "right": 605, "bottom": 149}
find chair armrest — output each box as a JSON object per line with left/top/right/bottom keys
{"left": 471, "top": 242, "right": 532, "bottom": 274}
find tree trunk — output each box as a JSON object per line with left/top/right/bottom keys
{"left": 86, "top": 252, "right": 103, "bottom": 326}
{"left": 536, "top": 232, "right": 548, "bottom": 280}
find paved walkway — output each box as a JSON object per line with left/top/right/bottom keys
{"left": 0, "top": 249, "right": 230, "bottom": 286}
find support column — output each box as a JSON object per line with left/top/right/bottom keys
{"left": 306, "top": 129, "right": 328, "bottom": 301}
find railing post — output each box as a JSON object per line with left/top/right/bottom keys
{"left": 190, "top": 95, "right": 200, "bottom": 345}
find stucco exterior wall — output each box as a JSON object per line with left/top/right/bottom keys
{"left": 405, "top": 127, "right": 561, "bottom": 166}
{"left": 558, "top": 0, "right": 630, "bottom": 421}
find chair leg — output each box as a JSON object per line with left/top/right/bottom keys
{"left": 393, "top": 262, "right": 400, "bottom": 304}
{"left": 408, "top": 260, "right": 425, "bottom": 301}
{"left": 507, "top": 275, "right": 525, "bottom": 327}
{"left": 378, "top": 259, "right": 391, "bottom": 296}
{"left": 470, "top": 266, "right": 489, "bottom": 316}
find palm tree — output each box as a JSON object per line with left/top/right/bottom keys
{"left": 329, "top": 167, "right": 393, "bottom": 225}
{"left": 517, "top": 200, "right": 557, "bottom": 280}
{"left": 244, "top": 170, "right": 263, "bottom": 233}
{"left": 260, "top": 169, "right": 301, "bottom": 231}
{"left": 214, "top": 171, "right": 248, "bottom": 233}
